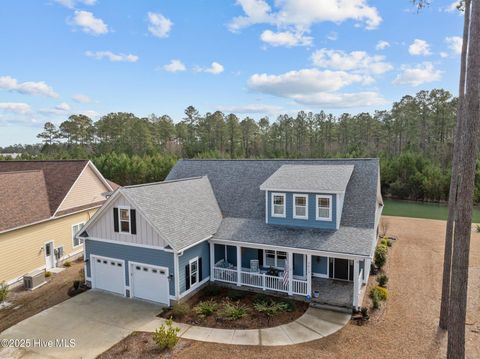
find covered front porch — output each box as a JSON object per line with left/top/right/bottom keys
{"left": 210, "top": 242, "right": 368, "bottom": 309}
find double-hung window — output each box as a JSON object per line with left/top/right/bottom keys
{"left": 265, "top": 250, "right": 287, "bottom": 268}
{"left": 271, "top": 193, "right": 286, "bottom": 218}
{"left": 189, "top": 257, "right": 199, "bottom": 287}
{"left": 72, "top": 222, "right": 85, "bottom": 248}
{"left": 293, "top": 194, "right": 308, "bottom": 219}
{"left": 119, "top": 207, "right": 130, "bottom": 233}
{"left": 316, "top": 195, "right": 332, "bottom": 221}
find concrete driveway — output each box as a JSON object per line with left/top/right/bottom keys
{"left": 0, "top": 290, "right": 164, "bottom": 359}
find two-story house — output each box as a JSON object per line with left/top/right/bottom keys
{"left": 79, "top": 159, "right": 382, "bottom": 310}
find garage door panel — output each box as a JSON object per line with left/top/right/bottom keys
{"left": 131, "top": 263, "right": 169, "bottom": 305}
{"left": 92, "top": 256, "right": 125, "bottom": 295}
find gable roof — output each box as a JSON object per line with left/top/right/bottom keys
{"left": 119, "top": 176, "right": 222, "bottom": 252}
{"left": 260, "top": 164, "right": 354, "bottom": 193}
{"left": 166, "top": 159, "right": 380, "bottom": 229}
{"left": 0, "top": 160, "right": 113, "bottom": 233}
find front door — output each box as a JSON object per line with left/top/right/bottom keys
{"left": 44, "top": 241, "right": 55, "bottom": 270}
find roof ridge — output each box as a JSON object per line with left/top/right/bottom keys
{"left": 178, "top": 158, "right": 379, "bottom": 162}
{"left": 122, "top": 176, "right": 205, "bottom": 189}
{"left": 1, "top": 159, "right": 89, "bottom": 163}
{"left": 0, "top": 169, "right": 43, "bottom": 175}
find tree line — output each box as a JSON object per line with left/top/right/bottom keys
{"left": 2, "top": 88, "right": 476, "bottom": 203}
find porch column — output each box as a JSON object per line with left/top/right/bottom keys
{"left": 306, "top": 254, "right": 312, "bottom": 297}
{"left": 353, "top": 259, "right": 360, "bottom": 309}
{"left": 209, "top": 242, "right": 215, "bottom": 282}
{"left": 287, "top": 251, "right": 293, "bottom": 295}
{"left": 236, "top": 245, "right": 241, "bottom": 286}
{"left": 364, "top": 258, "right": 371, "bottom": 284}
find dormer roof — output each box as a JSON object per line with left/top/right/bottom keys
{"left": 259, "top": 164, "right": 354, "bottom": 193}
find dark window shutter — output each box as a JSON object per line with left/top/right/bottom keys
{"left": 130, "top": 209, "right": 137, "bottom": 234}
{"left": 258, "top": 249, "right": 263, "bottom": 266}
{"left": 198, "top": 257, "right": 203, "bottom": 281}
{"left": 113, "top": 208, "right": 119, "bottom": 232}
{"left": 185, "top": 264, "right": 190, "bottom": 290}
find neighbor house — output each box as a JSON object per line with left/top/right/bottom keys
{"left": 0, "top": 160, "right": 116, "bottom": 286}
{"left": 79, "top": 159, "right": 382, "bottom": 310}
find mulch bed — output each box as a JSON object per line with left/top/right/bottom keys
{"left": 0, "top": 258, "right": 88, "bottom": 332}
{"left": 159, "top": 285, "right": 309, "bottom": 329}
{"left": 98, "top": 332, "right": 194, "bottom": 359}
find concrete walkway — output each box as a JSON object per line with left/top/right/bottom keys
{"left": 139, "top": 307, "right": 350, "bottom": 346}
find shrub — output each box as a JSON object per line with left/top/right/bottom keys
{"left": 253, "top": 293, "right": 269, "bottom": 304}
{"left": 0, "top": 281, "right": 9, "bottom": 303}
{"left": 63, "top": 261, "right": 71, "bottom": 268}
{"left": 194, "top": 300, "right": 218, "bottom": 316}
{"left": 371, "top": 291, "right": 380, "bottom": 309}
{"left": 171, "top": 303, "right": 189, "bottom": 319}
{"left": 253, "top": 300, "right": 289, "bottom": 318}
{"left": 153, "top": 318, "right": 180, "bottom": 350}
{"left": 45, "top": 271, "right": 52, "bottom": 278}
{"left": 374, "top": 244, "right": 388, "bottom": 269}
{"left": 376, "top": 274, "right": 389, "bottom": 288}
{"left": 370, "top": 286, "right": 388, "bottom": 302}
{"left": 227, "top": 289, "right": 247, "bottom": 301}
{"left": 219, "top": 301, "right": 247, "bottom": 320}
{"left": 476, "top": 224, "right": 480, "bottom": 233}
{"left": 361, "top": 307, "right": 369, "bottom": 318}
{"left": 202, "top": 285, "right": 221, "bottom": 297}
{"left": 380, "top": 238, "right": 392, "bottom": 247}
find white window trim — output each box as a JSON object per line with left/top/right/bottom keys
{"left": 118, "top": 205, "right": 131, "bottom": 234}
{"left": 271, "top": 192, "right": 286, "bottom": 218}
{"left": 189, "top": 256, "right": 199, "bottom": 288}
{"left": 263, "top": 250, "right": 287, "bottom": 269}
{"left": 293, "top": 194, "right": 308, "bottom": 220}
{"left": 316, "top": 194, "right": 333, "bottom": 221}
{"left": 72, "top": 222, "right": 85, "bottom": 248}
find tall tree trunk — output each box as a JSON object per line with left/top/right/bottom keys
{"left": 439, "top": 0, "right": 470, "bottom": 330}
{"left": 448, "top": 1, "right": 480, "bottom": 358}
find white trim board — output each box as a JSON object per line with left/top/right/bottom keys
{"left": 179, "top": 276, "right": 210, "bottom": 299}
{"left": 83, "top": 236, "right": 174, "bottom": 253}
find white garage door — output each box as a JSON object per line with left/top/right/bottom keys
{"left": 130, "top": 262, "right": 170, "bottom": 305}
{"left": 91, "top": 255, "right": 125, "bottom": 295}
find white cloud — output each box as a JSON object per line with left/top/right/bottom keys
{"left": 291, "top": 91, "right": 388, "bottom": 107}
{"left": 311, "top": 48, "right": 393, "bottom": 74}
{"left": 0, "top": 76, "right": 59, "bottom": 98}
{"left": 376, "top": 40, "right": 390, "bottom": 50}
{"left": 54, "top": 0, "right": 96, "bottom": 9}
{"left": 81, "top": 110, "right": 100, "bottom": 118}
{"left": 147, "top": 12, "right": 172, "bottom": 38}
{"left": 85, "top": 51, "right": 139, "bottom": 62}
{"left": 217, "top": 103, "right": 283, "bottom": 115}
{"left": 0, "top": 102, "right": 31, "bottom": 114}
{"left": 162, "top": 59, "right": 186, "bottom": 73}
{"left": 229, "top": 0, "right": 382, "bottom": 33}
{"left": 408, "top": 39, "right": 431, "bottom": 56}
{"left": 443, "top": 1, "right": 461, "bottom": 12}
{"left": 393, "top": 62, "right": 442, "bottom": 86}
{"left": 248, "top": 68, "right": 366, "bottom": 96}
{"left": 440, "top": 52, "right": 449, "bottom": 58}
{"left": 71, "top": 10, "right": 108, "bottom": 35}
{"left": 55, "top": 102, "right": 71, "bottom": 111}
{"left": 445, "top": 36, "right": 462, "bottom": 55}
{"left": 195, "top": 62, "right": 224, "bottom": 74}
{"left": 72, "top": 94, "right": 92, "bottom": 103}
{"left": 260, "top": 30, "right": 312, "bottom": 47}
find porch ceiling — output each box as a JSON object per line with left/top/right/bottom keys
{"left": 212, "top": 217, "right": 375, "bottom": 257}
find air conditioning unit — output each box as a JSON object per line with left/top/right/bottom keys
{"left": 23, "top": 269, "right": 46, "bottom": 290}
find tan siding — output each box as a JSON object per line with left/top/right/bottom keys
{"left": 88, "top": 193, "right": 168, "bottom": 248}
{"left": 0, "top": 209, "right": 96, "bottom": 284}
{"left": 57, "top": 164, "right": 109, "bottom": 212}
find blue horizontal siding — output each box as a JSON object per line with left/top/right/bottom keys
{"left": 293, "top": 253, "right": 304, "bottom": 276}
{"left": 312, "top": 255, "right": 328, "bottom": 275}
{"left": 84, "top": 239, "right": 175, "bottom": 296}
{"left": 178, "top": 241, "right": 210, "bottom": 294}
{"left": 267, "top": 191, "right": 337, "bottom": 230}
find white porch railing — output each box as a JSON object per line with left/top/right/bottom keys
{"left": 214, "top": 267, "right": 308, "bottom": 296}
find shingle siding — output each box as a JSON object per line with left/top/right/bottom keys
{"left": 267, "top": 191, "right": 337, "bottom": 230}
{"left": 85, "top": 239, "right": 175, "bottom": 296}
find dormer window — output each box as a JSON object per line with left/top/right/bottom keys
{"left": 316, "top": 195, "right": 332, "bottom": 221}
{"left": 271, "top": 193, "right": 286, "bottom": 218}
{"left": 293, "top": 194, "right": 308, "bottom": 219}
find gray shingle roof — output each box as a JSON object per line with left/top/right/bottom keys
{"left": 213, "top": 217, "right": 375, "bottom": 257}
{"left": 121, "top": 176, "right": 222, "bottom": 252}
{"left": 166, "top": 159, "right": 379, "bottom": 228}
{"left": 260, "top": 164, "right": 354, "bottom": 193}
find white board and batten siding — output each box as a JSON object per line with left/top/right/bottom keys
{"left": 87, "top": 193, "right": 169, "bottom": 248}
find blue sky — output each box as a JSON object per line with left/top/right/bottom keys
{"left": 0, "top": 0, "right": 464, "bottom": 146}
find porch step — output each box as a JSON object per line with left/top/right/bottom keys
{"left": 309, "top": 302, "right": 353, "bottom": 314}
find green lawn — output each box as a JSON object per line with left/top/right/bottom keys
{"left": 383, "top": 199, "right": 480, "bottom": 223}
